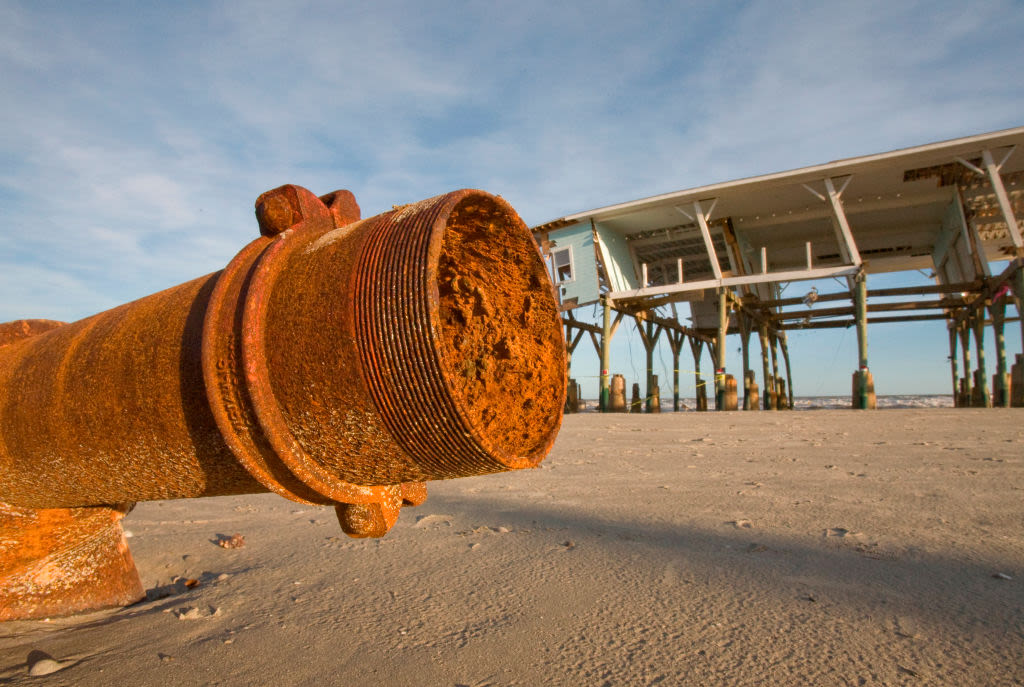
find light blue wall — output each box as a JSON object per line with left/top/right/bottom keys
{"left": 594, "top": 222, "right": 638, "bottom": 292}
{"left": 549, "top": 222, "right": 601, "bottom": 305}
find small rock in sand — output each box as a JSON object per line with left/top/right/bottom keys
{"left": 216, "top": 533, "right": 246, "bottom": 549}
{"left": 27, "top": 651, "right": 65, "bottom": 676}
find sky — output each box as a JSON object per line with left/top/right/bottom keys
{"left": 2, "top": 0, "right": 1022, "bottom": 398}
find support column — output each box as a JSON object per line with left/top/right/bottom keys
{"left": 1012, "top": 265, "right": 1024, "bottom": 407}
{"left": 690, "top": 337, "right": 707, "bottom": 411}
{"left": 599, "top": 296, "right": 612, "bottom": 412}
{"left": 991, "top": 299, "right": 1009, "bottom": 407}
{"left": 780, "top": 332, "right": 794, "bottom": 410}
{"left": 669, "top": 332, "right": 684, "bottom": 412}
{"left": 636, "top": 317, "right": 663, "bottom": 413}
{"left": 770, "top": 332, "right": 780, "bottom": 410}
{"left": 972, "top": 310, "right": 992, "bottom": 408}
{"left": 716, "top": 288, "right": 728, "bottom": 411}
{"left": 948, "top": 325, "right": 960, "bottom": 406}
{"left": 739, "top": 314, "right": 753, "bottom": 410}
{"left": 958, "top": 320, "right": 973, "bottom": 405}
{"left": 758, "top": 324, "right": 775, "bottom": 410}
{"left": 852, "top": 272, "right": 872, "bottom": 409}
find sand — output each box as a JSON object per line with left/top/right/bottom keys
{"left": 1, "top": 408, "right": 1022, "bottom": 685}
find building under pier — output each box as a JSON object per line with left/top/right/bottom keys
{"left": 532, "top": 127, "right": 1024, "bottom": 411}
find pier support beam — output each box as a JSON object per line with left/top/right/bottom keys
{"left": 770, "top": 332, "right": 780, "bottom": 410}
{"left": 948, "top": 325, "right": 961, "bottom": 406}
{"left": 716, "top": 288, "right": 729, "bottom": 411}
{"left": 852, "top": 272, "right": 874, "bottom": 408}
{"left": 600, "top": 298, "right": 611, "bottom": 411}
{"left": 739, "top": 314, "right": 753, "bottom": 409}
{"left": 991, "top": 299, "right": 1009, "bottom": 407}
{"left": 780, "top": 332, "right": 794, "bottom": 410}
{"left": 958, "top": 320, "right": 973, "bottom": 405}
{"left": 758, "top": 324, "right": 775, "bottom": 409}
{"left": 972, "top": 311, "right": 992, "bottom": 408}
{"left": 668, "top": 331, "right": 685, "bottom": 411}
{"left": 690, "top": 337, "right": 708, "bottom": 411}
{"left": 636, "top": 316, "right": 663, "bottom": 413}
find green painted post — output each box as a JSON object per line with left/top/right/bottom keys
{"left": 973, "top": 311, "right": 992, "bottom": 408}
{"left": 992, "top": 300, "right": 1009, "bottom": 407}
{"left": 959, "top": 321, "right": 973, "bottom": 405}
{"left": 758, "top": 324, "right": 774, "bottom": 410}
{"left": 854, "top": 274, "right": 869, "bottom": 409}
{"left": 599, "top": 296, "right": 611, "bottom": 412}
{"left": 716, "top": 289, "right": 728, "bottom": 411}
{"left": 948, "top": 325, "right": 960, "bottom": 406}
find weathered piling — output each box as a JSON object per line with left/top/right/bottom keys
{"left": 721, "top": 374, "right": 739, "bottom": 411}
{"left": 850, "top": 371, "right": 877, "bottom": 409}
{"left": 0, "top": 185, "right": 566, "bottom": 620}
{"left": 649, "top": 374, "right": 661, "bottom": 413}
{"left": 744, "top": 370, "right": 759, "bottom": 410}
{"left": 609, "top": 374, "right": 627, "bottom": 412}
{"left": 630, "top": 383, "right": 643, "bottom": 413}
{"left": 1011, "top": 354, "right": 1024, "bottom": 407}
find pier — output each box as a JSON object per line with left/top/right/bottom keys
{"left": 537, "top": 127, "right": 1024, "bottom": 411}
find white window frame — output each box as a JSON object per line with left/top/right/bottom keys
{"left": 551, "top": 246, "right": 575, "bottom": 284}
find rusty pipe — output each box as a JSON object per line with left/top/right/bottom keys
{"left": 0, "top": 185, "right": 566, "bottom": 619}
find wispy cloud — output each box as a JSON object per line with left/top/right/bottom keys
{"left": 1, "top": 0, "right": 1021, "bottom": 337}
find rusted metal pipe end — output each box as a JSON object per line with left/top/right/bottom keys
{"left": 241, "top": 189, "right": 567, "bottom": 500}
{"left": 0, "top": 502, "right": 143, "bottom": 621}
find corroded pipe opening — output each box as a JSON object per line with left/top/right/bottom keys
{"left": 434, "top": 196, "right": 566, "bottom": 465}
{"left": 248, "top": 190, "right": 565, "bottom": 495}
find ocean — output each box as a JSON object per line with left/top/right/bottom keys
{"left": 575, "top": 394, "right": 955, "bottom": 411}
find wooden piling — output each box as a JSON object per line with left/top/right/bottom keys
{"left": 972, "top": 312, "right": 992, "bottom": 408}
{"left": 599, "top": 297, "right": 612, "bottom": 411}
{"left": 744, "top": 370, "right": 759, "bottom": 410}
{"left": 609, "top": 374, "right": 627, "bottom": 412}
{"left": 758, "top": 325, "right": 775, "bottom": 410}
{"left": 991, "top": 300, "right": 1009, "bottom": 407}
{"left": 948, "top": 325, "right": 960, "bottom": 406}
{"left": 690, "top": 337, "right": 708, "bottom": 412}
{"left": 1011, "top": 354, "right": 1024, "bottom": 407}
{"left": 630, "top": 382, "right": 642, "bottom": 413}
{"left": 716, "top": 289, "right": 728, "bottom": 411}
{"left": 958, "top": 321, "right": 973, "bottom": 404}
{"left": 850, "top": 371, "right": 877, "bottom": 409}
{"left": 722, "top": 374, "right": 739, "bottom": 411}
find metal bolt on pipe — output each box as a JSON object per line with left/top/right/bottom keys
{"left": 0, "top": 185, "right": 567, "bottom": 620}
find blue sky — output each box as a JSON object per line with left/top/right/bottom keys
{"left": 2, "top": 0, "right": 1022, "bottom": 397}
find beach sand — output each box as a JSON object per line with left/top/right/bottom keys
{"left": 2, "top": 408, "right": 1022, "bottom": 685}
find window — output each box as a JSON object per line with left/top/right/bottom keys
{"left": 552, "top": 247, "right": 574, "bottom": 283}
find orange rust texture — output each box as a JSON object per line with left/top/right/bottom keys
{"left": 436, "top": 197, "right": 565, "bottom": 461}
{"left": 0, "top": 277, "right": 265, "bottom": 509}
{"left": 0, "top": 502, "right": 143, "bottom": 620}
{"left": 258, "top": 190, "right": 566, "bottom": 487}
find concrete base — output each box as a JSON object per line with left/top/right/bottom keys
{"left": 775, "top": 377, "right": 789, "bottom": 410}
{"left": 1012, "top": 356, "right": 1024, "bottom": 407}
{"left": 648, "top": 375, "right": 661, "bottom": 413}
{"left": 719, "top": 374, "right": 739, "bottom": 411}
{"left": 629, "top": 383, "right": 642, "bottom": 413}
{"left": 851, "top": 370, "right": 877, "bottom": 409}
{"left": 0, "top": 502, "right": 144, "bottom": 621}
{"left": 608, "top": 374, "right": 627, "bottom": 412}
{"left": 696, "top": 378, "right": 708, "bottom": 411}
{"left": 992, "top": 372, "right": 1011, "bottom": 407}
{"left": 744, "top": 378, "right": 760, "bottom": 411}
